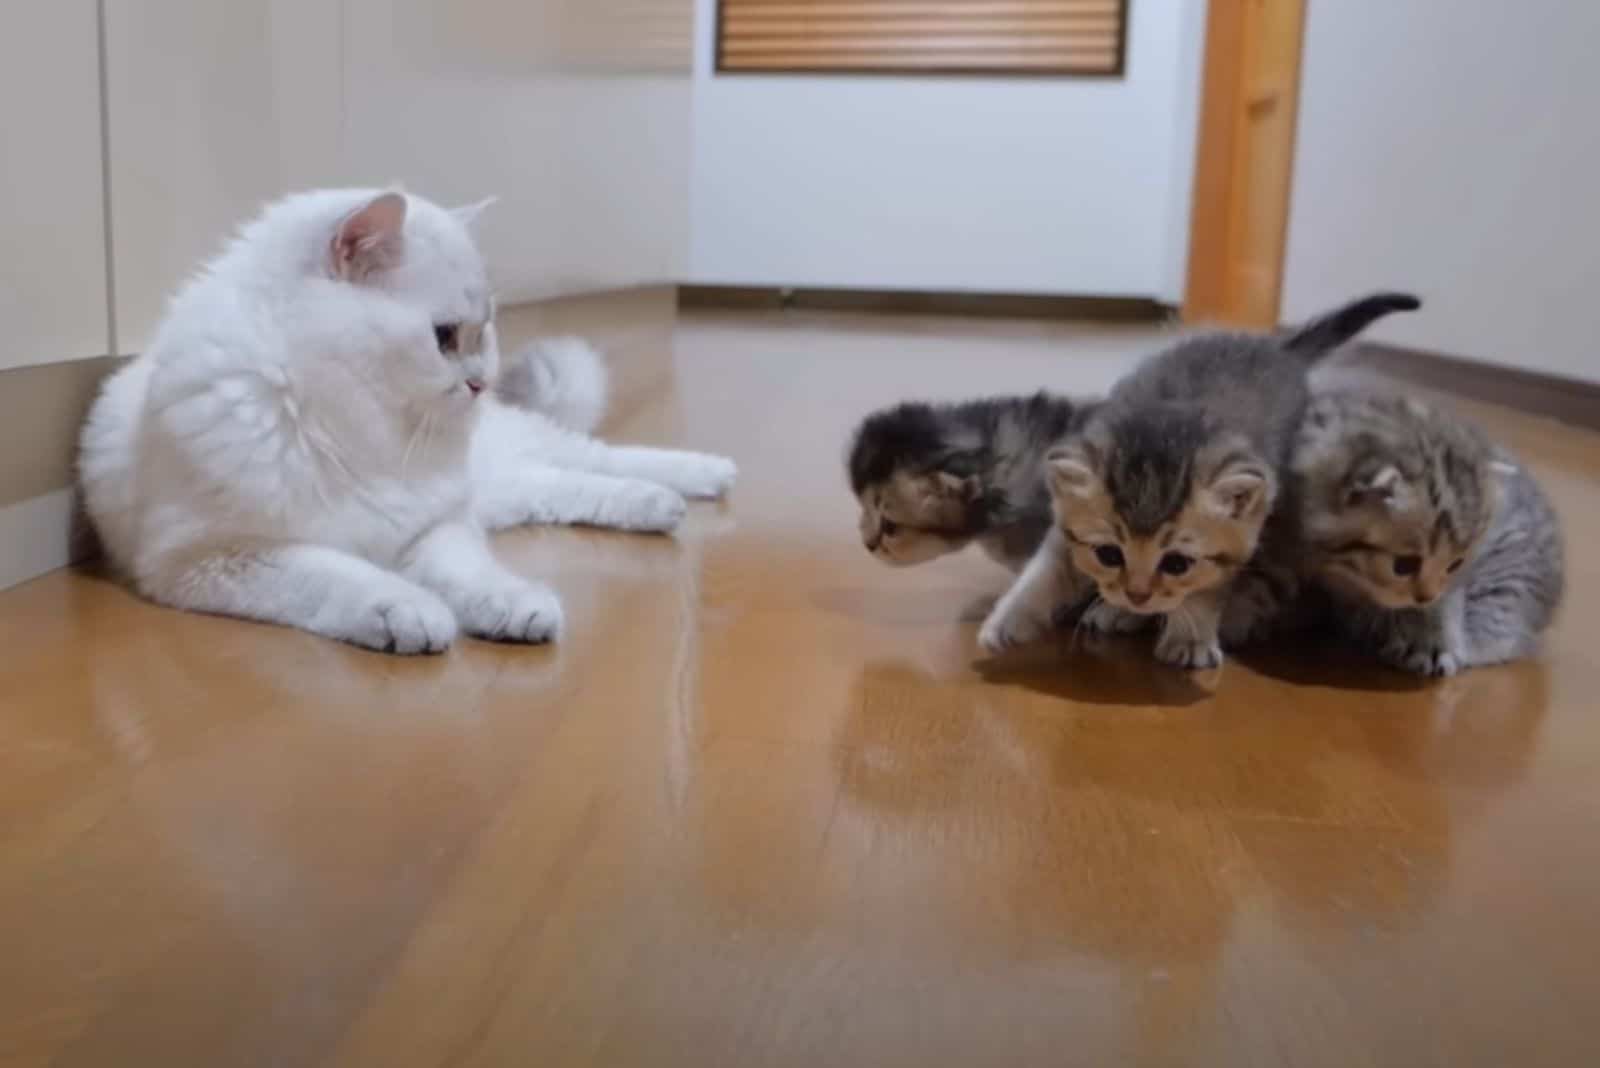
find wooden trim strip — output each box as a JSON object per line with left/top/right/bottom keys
{"left": 679, "top": 285, "right": 1169, "bottom": 322}
{"left": 1337, "top": 343, "right": 1600, "bottom": 434}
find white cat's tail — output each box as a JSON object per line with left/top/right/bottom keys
{"left": 496, "top": 336, "right": 611, "bottom": 435}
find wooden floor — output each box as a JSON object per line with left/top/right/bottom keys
{"left": 3, "top": 311, "right": 1599, "bottom": 1067}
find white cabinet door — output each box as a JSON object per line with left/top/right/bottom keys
{"left": 104, "top": 0, "right": 341, "bottom": 351}
{"left": 0, "top": 0, "right": 110, "bottom": 370}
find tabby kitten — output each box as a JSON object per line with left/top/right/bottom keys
{"left": 1291, "top": 390, "right": 1563, "bottom": 676}
{"left": 847, "top": 391, "right": 1096, "bottom": 573}
{"left": 978, "top": 292, "right": 1421, "bottom": 668}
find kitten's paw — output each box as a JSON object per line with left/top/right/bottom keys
{"left": 666, "top": 454, "right": 738, "bottom": 500}
{"left": 617, "top": 485, "right": 688, "bottom": 534}
{"left": 1155, "top": 632, "right": 1224, "bottom": 671}
{"left": 1382, "top": 638, "right": 1462, "bottom": 678}
{"left": 459, "top": 584, "right": 564, "bottom": 645}
{"left": 978, "top": 609, "right": 1044, "bottom": 654}
{"left": 350, "top": 590, "right": 457, "bottom": 655}
{"left": 1080, "top": 601, "right": 1150, "bottom": 636}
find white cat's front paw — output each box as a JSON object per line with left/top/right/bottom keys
{"left": 1154, "top": 631, "right": 1224, "bottom": 671}
{"left": 458, "top": 584, "right": 564, "bottom": 645}
{"left": 616, "top": 485, "right": 688, "bottom": 534}
{"left": 978, "top": 608, "right": 1044, "bottom": 654}
{"left": 347, "top": 590, "right": 457, "bottom": 655}
{"left": 668, "top": 454, "right": 738, "bottom": 500}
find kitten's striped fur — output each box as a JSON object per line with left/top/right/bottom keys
{"left": 981, "top": 292, "right": 1422, "bottom": 669}
{"left": 1290, "top": 391, "right": 1563, "bottom": 675}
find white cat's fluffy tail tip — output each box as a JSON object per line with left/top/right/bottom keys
{"left": 501, "top": 336, "right": 611, "bottom": 435}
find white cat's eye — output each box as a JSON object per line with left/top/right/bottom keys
{"left": 434, "top": 323, "right": 460, "bottom": 353}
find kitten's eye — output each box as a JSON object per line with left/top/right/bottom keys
{"left": 434, "top": 323, "right": 459, "bottom": 353}
{"left": 880, "top": 519, "right": 899, "bottom": 537}
{"left": 1094, "top": 545, "right": 1125, "bottom": 569}
{"left": 1392, "top": 554, "right": 1423, "bottom": 577}
{"left": 1447, "top": 557, "right": 1465, "bottom": 574}
{"left": 1159, "top": 552, "right": 1192, "bottom": 577}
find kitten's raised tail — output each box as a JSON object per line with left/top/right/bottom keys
{"left": 1282, "top": 292, "right": 1421, "bottom": 361}
{"left": 497, "top": 336, "right": 611, "bottom": 435}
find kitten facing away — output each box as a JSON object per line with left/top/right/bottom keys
{"left": 1290, "top": 390, "right": 1563, "bottom": 676}
{"left": 978, "top": 291, "right": 1422, "bottom": 669}
{"left": 79, "top": 188, "right": 736, "bottom": 655}
{"left": 847, "top": 391, "right": 1097, "bottom": 574}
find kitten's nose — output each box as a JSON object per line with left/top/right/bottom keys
{"left": 1125, "top": 589, "right": 1152, "bottom": 607}
{"left": 465, "top": 377, "right": 486, "bottom": 396}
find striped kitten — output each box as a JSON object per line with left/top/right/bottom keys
{"left": 979, "top": 292, "right": 1421, "bottom": 668}
{"left": 847, "top": 391, "right": 1097, "bottom": 575}
{"left": 1290, "top": 391, "right": 1563, "bottom": 676}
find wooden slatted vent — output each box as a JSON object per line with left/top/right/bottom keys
{"left": 717, "top": 0, "right": 1127, "bottom": 76}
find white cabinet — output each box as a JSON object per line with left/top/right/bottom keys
{"left": 103, "top": 0, "right": 342, "bottom": 351}
{"left": 0, "top": 0, "right": 110, "bottom": 370}
{"left": 16, "top": 0, "right": 692, "bottom": 360}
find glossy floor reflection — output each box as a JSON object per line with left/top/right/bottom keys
{"left": 3, "top": 311, "right": 1599, "bottom": 1067}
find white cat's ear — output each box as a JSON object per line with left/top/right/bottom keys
{"left": 332, "top": 192, "right": 407, "bottom": 281}
{"left": 452, "top": 197, "right": 499, "bottom": 229}
{"left": 1205, "top": 463, "right": 1272, "bottom": 521}
{"left": 1046, "top": 446, "right": 1098, "bottom": 499}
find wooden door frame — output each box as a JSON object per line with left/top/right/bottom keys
{"left": 1182, "top": 0, "right": 1308, "bottom": 327}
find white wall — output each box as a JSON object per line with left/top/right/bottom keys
{"left": 340, "top": 0, "right": 692, "bottom": 306}
{"left": 1284, "top": 1, "right": 1600, "bottom": 383}
{"left": 1, "top": 0, "right": 109, "bottom": 370}
{"left": 689, "top": 0, "right": 1206, "bottom": 301}
{"left": 107, "top": 1, "right": 344, "bottom": 348}
{"left": 107, "top": 0, "right": 694, "bottom": 350}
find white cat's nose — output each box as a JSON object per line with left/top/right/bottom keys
{"left": 465, "top": 377, "right": 486, "bottom": 396}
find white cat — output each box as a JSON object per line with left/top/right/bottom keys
{"left": 79, "top": 188, "right": 736, "bottom": 654}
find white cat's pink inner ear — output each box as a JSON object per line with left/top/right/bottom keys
{"left": 332, "top": 192, "right": 407, "bottom": 280}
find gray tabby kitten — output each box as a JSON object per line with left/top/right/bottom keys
{"left": 847, "top": 391, "right": 1098, "bottom": 574}
{"left": 1290, "top": 390, "right": 1563, "bottom": 676}
{"left": 979, "top": 292, "right": 1421, "bottom": 668}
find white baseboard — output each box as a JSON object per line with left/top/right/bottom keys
{"left": 0, "top": 488, "right": 77, "bottom": 591}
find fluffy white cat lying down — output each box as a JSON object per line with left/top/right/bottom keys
{"left": 79, "top": 189, "right": 735, "bottom": 654}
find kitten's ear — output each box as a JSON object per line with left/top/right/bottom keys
{"left": 1205, "top": 463, "right": 1272, "bottom": 521}
{"left": 1046, "top": 445, "right": 1099, "bottom": 499}
{"left": 452, "top": 196, "right": 498, "bottom": 229}
{"left": 1346, "top": 464, "right": 1402, "bottom": 506}
{"left": 332, "top": 192, "right": 407, "bottom": 281}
